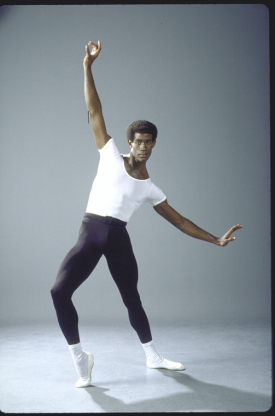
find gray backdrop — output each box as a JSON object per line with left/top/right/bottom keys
{"left": 0, "top": 5, "right": 270, "bottom": 328}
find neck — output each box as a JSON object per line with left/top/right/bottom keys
{"left": 125, "top": 154, "right": 149, "bottom": 180}
{"left": 128, "top": 153, "right": 147, "bottom": 170}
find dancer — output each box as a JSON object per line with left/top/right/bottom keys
{"left": 51, "top": 40, "right": 242, "bottom": 388}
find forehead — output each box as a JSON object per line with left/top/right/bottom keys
{"left": 133, "top": 132, "right": 153, "bottom": 141}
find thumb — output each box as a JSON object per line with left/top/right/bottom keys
{"left": 85, "top": 45, "right": 90, "bottom": 56}
{"left": 225, "top": 237, "right": 236, "bottom": 244}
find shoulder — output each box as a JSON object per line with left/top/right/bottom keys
{"left": 99, "top": 137, "right": 114, "bottom": 151}
{"left": 147, "top": 182, "right": 166, "bottom": 205}
{"left": 99, "top": 138, "right": 123, "bottom": 162}
{"left": 99, "top": 138, "right": 118, "bottom": 154}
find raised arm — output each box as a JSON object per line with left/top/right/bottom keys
{"left": 83, "top": 40, "right": 111, "bottom": 149}
{"left": 154, "top": 199, "right": 242, "bottom": 247}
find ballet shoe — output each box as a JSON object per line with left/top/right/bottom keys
{"left": 75, "top": 353, "right": 94, "bottom": 388}
{"left": 146, "top": 358, "right": 185, "bottom": 371}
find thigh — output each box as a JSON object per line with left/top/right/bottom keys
{"left": 105, "top": 226, "right": 139, "bottom": 296}
{"left": 52, "top": 221, "right": 103, "bottom": 296}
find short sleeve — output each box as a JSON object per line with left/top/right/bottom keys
{"left": 147, "top": 183, "right": 166, "bottom": 206}
{"left": 98, "top": 138, "right": 122, "bottom": 161}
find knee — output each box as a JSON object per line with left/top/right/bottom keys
{"left": 123, "top": 292, "right": 142, "bottom": 311}
{"left": 50, "top": 286, "right": 57, "bottom": 301}
{"left": 50, "top": 285, "right": 63, "bottom": 302}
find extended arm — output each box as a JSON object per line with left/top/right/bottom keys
{"left": 154, "top": 199, "right": 242, "bottom": 247}
{"left": 83, "top": 40, "right": 111, "bottom": 149}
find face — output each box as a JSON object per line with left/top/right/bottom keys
{"left": 128, "top": 133, "right": 156, "bottom": 162}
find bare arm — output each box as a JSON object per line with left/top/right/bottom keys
{"left": 83, "top": 40, "right": 111, "bottom": 149}
{"left": 154, "top": 199, "right": 242, "bottom": 247}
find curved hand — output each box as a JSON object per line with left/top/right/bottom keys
{"left": 83, "top": 40, "right": 101, "bottom": 67}
{"left": 216, "top": 224, "right": 243, "bottom": 247}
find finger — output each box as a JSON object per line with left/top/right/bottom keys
{"left": 224, "top": 225, "right": 242, "bottom": 239}
{"left": 220, "top": 236, "right": 236, "bottom": 247}
{"left": 229, "top": 225, "right": 241, "bottom": 232}
{"left": 89, "top": 40, "right": 101, "bottom": 51}
{"left": 88, "top": 41, "right": 97, "bottom": 48}
{"left": 226, "top": 236, "right": 236, "bottom": 243}
{"left": 87, "top": 42, "right": 96, "bottom": 55}
{"left": 232, "top": 224, "right": 243, "bottom": 230}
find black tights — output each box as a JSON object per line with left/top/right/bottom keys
{"left": 51, "top": 213, "right": 152, "bottom": 345}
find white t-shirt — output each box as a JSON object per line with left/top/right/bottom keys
{"left": 86, "top": 138, "right": 166, "bottom": 222}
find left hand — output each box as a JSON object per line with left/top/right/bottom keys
{"left": 83, "top": 40, "right": 101, "bottom": 67}
{"left": 216, "top": 224, "right": 243, "bottom": 247}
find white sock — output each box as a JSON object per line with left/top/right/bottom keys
{"left": 142, "top": 340, "right": 164, "bottom": 365}
{"left": 141, "top": 340, "right": 185, "bottom": 371}
{"left": 69, "top": 342, "right": 89, "bottom": 380}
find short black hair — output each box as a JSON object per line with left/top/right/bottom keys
{"left": 126, "top": 120, "right": 158, "bottom": 143}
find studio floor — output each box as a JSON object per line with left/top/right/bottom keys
{"left": 0, "top": 321, "right": 272, "bottom": 413}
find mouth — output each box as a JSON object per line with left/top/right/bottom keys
{"left": 139, "top": 153, "right": 148, "bottom": 158}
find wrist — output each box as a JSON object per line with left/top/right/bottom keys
{"left": 212, "top": 237, "right": 220, "bottom": 245}
{"left": 83, "top": 61, "right": 93, "bottom": 71}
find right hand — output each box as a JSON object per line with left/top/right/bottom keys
{"left": 83, "top": 40, "right": 101, "bottom": 67}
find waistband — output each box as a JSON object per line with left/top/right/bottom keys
{"left": 84, "top": 212, "right": 127, "bottom": 226}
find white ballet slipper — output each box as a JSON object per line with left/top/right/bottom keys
{"left": 75, "top": 353, "right": 94, "bottom": 388}
{"left": 146, "top": 358, "right": 185, "bottom": 371}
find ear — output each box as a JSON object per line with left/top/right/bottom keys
{"left": 152, "top": 141, "right": 156, "bottom": 149}
{"left": 128, "top": 140, "right": 133, "bottom": 148}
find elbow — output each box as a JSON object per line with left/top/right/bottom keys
{"left": 88, "top": 110, "right": 104, "bottom": 127}
{"left": 88, "top": 106, "right": 102, "bottom": 118}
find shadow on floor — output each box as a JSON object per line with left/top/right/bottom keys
{"left": 84, "top": 370, "right": 271, "bottom": 413}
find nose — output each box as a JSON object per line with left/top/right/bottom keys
{"left": 140, "top": 141, "right": 146, "bottom": 150}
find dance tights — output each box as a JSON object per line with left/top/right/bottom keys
{"left": 51, "top": 213, "right": 152, "bottom": 345}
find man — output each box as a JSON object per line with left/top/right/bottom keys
{"left": 51, "top": 40, "right": 242, "bottom": 388}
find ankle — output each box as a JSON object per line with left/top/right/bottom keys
{"left": 69, "top": 342, "right": 89, "bottom": 379}
{"left": 141, "top": 340, "right": 163, "bottom": 365}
